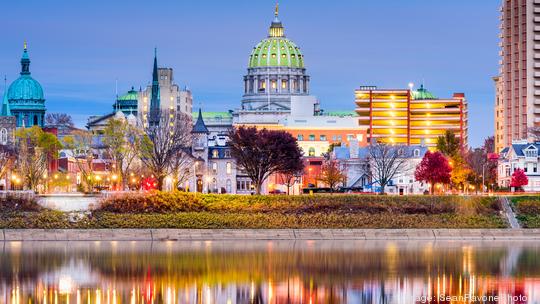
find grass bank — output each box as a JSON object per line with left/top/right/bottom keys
{"left": 511, "top": 196, "right": 540, "bottom": 228}
{"left": 0, "top": 193, "right": 507, "bottom": 229}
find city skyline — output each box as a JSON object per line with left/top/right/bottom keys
{"left": 0, "top": 0, "right": 499, "bottom": 147}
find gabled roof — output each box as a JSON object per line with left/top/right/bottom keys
{"left": 510, "top": 142, "right": 540, "bottom": 157}
{"left": 192, "top": 108, "right": 209, "bottom": 134}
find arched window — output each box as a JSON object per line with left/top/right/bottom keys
{"left": 308, "top": 147, "right": 316, "bottom": 157}
{"left": 226, "top": 162, "right": 232, "bottom": 175}
{"left": 212, "top": 162, "right": 218, "bottom": 173}
{"left": 413, "top": 149, "right": 420, "bottom": 157}
{"left": 212, "top": 149, "right": 219, "bottom": 158}
{"left": 0, "top": 128, "right": 7, "bottom": 145}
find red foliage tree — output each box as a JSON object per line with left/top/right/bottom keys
{"left": 510, "top": 168, "right": 529, "bottom": 191}
{"left": 414, "top": 151, "right": 452, "bottom": 194}
{"left": 229, "top": 126, "right": 304, "bottom": 194}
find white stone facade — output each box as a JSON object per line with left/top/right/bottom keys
{"left": 498, "top": 140, "right": 540, "bottom": 191}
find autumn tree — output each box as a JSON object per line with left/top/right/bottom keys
{"left": 15, "top": 126, "right": 62, "bottom": 191}
{"left": 368, "top": 143, "right": 407, "bottom": 194}
{"left": 450, "top": 154, "right": 470, "bottom": 191}
{"left": 45, "top": 113, "right": 74, "bottom": 128}
{"left": 0, "top": 145, "right": 15, "bottom": 184}
{"left": 102, "top": 118, "right": 143, "bottom": 190}
{"left": 62, "top": 130, "right": 96, "bottom": 192}
{"left": 140, "top": 110, "right": 193, "bottom": 190}
{"left": 317, "top": 158, "right": 346, "bottom": 192}
{"left": 510, "top": 168, "right": 528, "bottom": 191}
{"left": 229, "top": 126, "right": 304, "bottom": 194}
{"left": 415, "top": 151, "right": 452, "bottom": 194}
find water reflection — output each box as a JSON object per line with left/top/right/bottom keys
{"left": 0, "top": 240, "right": 539, "bottom": 303}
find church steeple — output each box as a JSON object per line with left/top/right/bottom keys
{"left": 149, "top": 48, "right": 161, "bottom": 125}
{"left": 20, "top": 41, "right": 31, "bottom": 75}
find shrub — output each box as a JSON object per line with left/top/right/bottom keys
{"left": 97, "top": 192, "right": 498, "bottom": 216}
{"left": 0, "top": 194, "right": 41, "bottom": 212}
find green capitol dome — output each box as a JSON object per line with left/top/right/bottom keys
{"left": 248, "top": 5, "right": 304, "bottom": 69}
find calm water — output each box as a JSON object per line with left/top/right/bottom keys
{"left": 1, "top": 240, "right": 539, "bottom": 303}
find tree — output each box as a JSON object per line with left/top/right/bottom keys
{"left": 0, "top": 145, "right": 15, "bottom": 184}
{"left": 317, "top": 158, "right": 346, "bottom": 192}
{"left": 140, "top": 110, "right": 193, "bottom": 190}
{"left": 436, "top": 130, "right": 460, "bottom": 158}
{"left": 45, "top": 113, "right": 74, "bottom": 128}
{"left": 62, "top": 130, "right": 96, "bottom": 192}
{"left": 229, "top": 126, "right": 304, "bottom": 194}
{"left": 510, "top": 168, "right": 528, "bottom": 191}
{"left": 102, "top": 118, "right": 142, "bottom": 190}
{"left": 415, "top": 151, "right": 452, "bottom": 194}
{"left": 15, "top": 126, "right": 62, "bottom": 191}
{"left": 368, "top": 143, "right": 407, "bottom": 194}
{"left": 450, "top": 154, "right": 470, "bottom": 191}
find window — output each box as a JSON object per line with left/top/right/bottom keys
{"left": 309, "top": 134, "right": 315, "bottom": 141}
{"left": 212, "top": 150, "right": 219, "bottom": 158}
{"left": 297, "top": 134, "right": 304, "bottom": 141}
{"left": 224, "top": 150, "right": 231, "bottom": 158}
{"left": 212, "top": 162, "right": 217, "bottom": 173}
{"left": 0, "top": 128, "right": 7, "bottom": 144}
{"left": 320, "top": 135, "right": 327, "bottom": 141}
{"left": 332, "top": 135, "right": 337, "bottom": 141}
{"left": 226, "top": 162, "right": 232, "bottom": 175}
{"left": 271, "top": 80, "right": 277, "bottom": 89}
{"left": 534, "top": 163, "right": 538, "bottom": 173}
{"left": 337, "top": 135, "right": 342, "bottom": 141}
{"left": 308, "top": 147, "right": 316, "bottom": 156}
{"left": 347, "top": 134, "right": 354, "bottom": 141}
{"left": 413, "top": 149, "right": 420, "bottom": 157}
{"left": 282, "top": 80, "right": 287, "bottom": 89}
{"left": 226, "top": 179, "right": 232, "bottom": 193}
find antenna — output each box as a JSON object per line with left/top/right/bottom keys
{"left": 115, "top": 78, "right": 118, "bottom": 112}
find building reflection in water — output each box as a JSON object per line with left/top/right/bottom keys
{"left": 0, "top": 240, "right": 539, "bottom": 303}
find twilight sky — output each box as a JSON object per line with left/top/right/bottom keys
{"left": 0, "top": 0, "right": 499, "bottom": 147}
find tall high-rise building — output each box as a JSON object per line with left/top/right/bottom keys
{"left": 495, "top": 0, "right": 540, "bottom": 153}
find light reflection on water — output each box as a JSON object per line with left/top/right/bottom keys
{"left": 0, "top": 240, "right": 539, "bottom": 303}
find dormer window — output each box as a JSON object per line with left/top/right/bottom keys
{"left": 524, "top": 145, "right": 538, "bottom": 158}
{"left": 413, "top": 149, "right": 420, "bottom": 157}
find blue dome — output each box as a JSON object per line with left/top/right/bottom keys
{"left": 7, "top": 46, "right": 45, "bottom": 103}
{"left": 7, "top": 75, "right": 44, "bottom": 101}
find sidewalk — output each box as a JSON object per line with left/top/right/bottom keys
{"left": 2, "top": 229, "right": 540, "bottom": 241}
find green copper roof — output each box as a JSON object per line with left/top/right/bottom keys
{"left": 7, "top": 46, "right": 44, "bottom": 102}
{"left": 1, "top": 92, "right": 11, "bottom": 116}
{"left": 249, "top": 38, "right": 304, "bottom": 68}
{"left": 191, "top": 111, "right": 232, "bottom": 119}
{"left": 117, "top": 87, "right": 138, "bottom": 101}
{"left": 411, "top": 84, "right": 437, "bottom": 100}
{"left": 325, "top": 111, "right": 357, "bottom": 117}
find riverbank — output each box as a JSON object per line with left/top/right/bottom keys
{"left": 2, "top": 228, "right": 540, "bottom": 241}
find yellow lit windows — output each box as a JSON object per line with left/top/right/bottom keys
{"left": 281, "top": 80, "right": 287, "bottom": 89}
{"left": 226, "top": 162, "right": 232, "bottom": 175}
{"left": 308, "top": 147, "right": 316, "bottom": 156}
{"left": 271, "top": 53, "right": 277, "bottom": 58}
{"left": 271, "top": 80, "right": 277, "bottom": 89}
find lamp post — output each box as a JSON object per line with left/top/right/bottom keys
{"left": 482, "top": 162, "right": 488, "bottom": 195}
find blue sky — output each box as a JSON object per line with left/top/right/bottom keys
{"left": 0, "top": 0, "right": 499, "bottom": 147}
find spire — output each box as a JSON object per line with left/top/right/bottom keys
{"left": 1, "top": 90, "right": 10, "bottom": 117}
{"left": 269, "top": 3, "right": 284, "bottom": 37}
{"left": 192, "top": 108, "right": 209, "bottom": 134}
{"left": 20, "top": 41, "right": 31, "bottom": 75}
{"left": 149, "top": 48, "right": 161, "bottom": 126}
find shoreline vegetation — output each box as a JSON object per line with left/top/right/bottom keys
{"left": 511, "top": 196, "right": 540, "bottom": 228}
{"left": 0, "top": 192, "right": 510, "bottom": 229}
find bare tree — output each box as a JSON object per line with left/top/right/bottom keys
{"left": 368, "top": 143, "right": 407, "bottom": 194}
{"left": 102, "top": 118, "right": 143, "bottom": 190}
{"left": 170, "top": 149, "right": 194, "bottom": 190}
{"left": 0, "top": 145, "right": 15, "bottom": 183}
{"left": 63, "top": 130, "right": 96, "bottom": 192}
{"left": 140, "top": 110, "right": 194, "bottom": 190}
{"left": 45, "top": 113, "right": 74, "bottom": 128}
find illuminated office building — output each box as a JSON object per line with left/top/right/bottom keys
{"left": 355, "top": 85, "right": 468, "bottom": 148}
